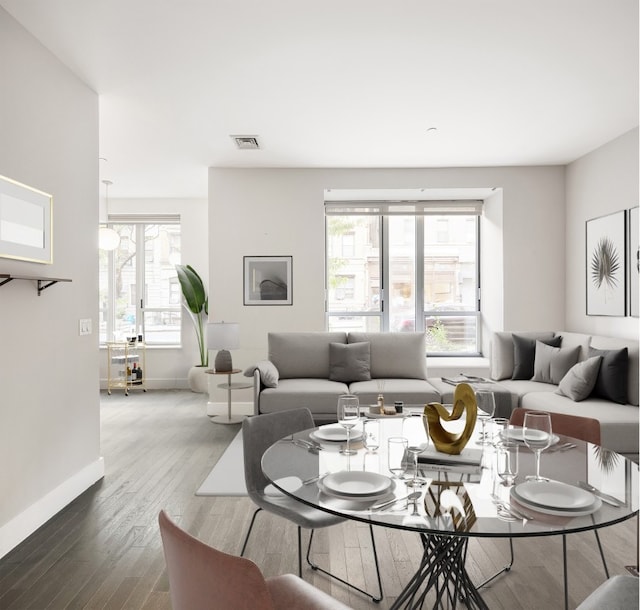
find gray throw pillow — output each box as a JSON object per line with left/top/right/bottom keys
{"left": 329, "top": 341, "right": 371, "bottom": 383}
{"left": 556, "top": 356, "right": 603, "bottom": 401}
{"left": 588, "top": 347, "right": 629, "bottom": 404}
{"left": 512, "top": 333, "right": 562, "bottom": 380}
{"left": 532, "top": 341, "right": 580, "bottom": 385}
{"left": 243, "top": 360, "right": 279, "bottom": 388}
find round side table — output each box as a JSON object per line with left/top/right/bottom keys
{"left": 204, "top": 369, "right": 253, "bottom": 424}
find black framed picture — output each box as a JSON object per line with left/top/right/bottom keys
{"left": 243, "top": 256, "right": 293, "bottom": 305}
{"left": 629, "top": 206, "right": 639, "bottom": 317}
{"left": 586, "top": 210, "right": 626, "bottom": 316}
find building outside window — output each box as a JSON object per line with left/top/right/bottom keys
{"left": 99, "top": 216, "right": 181, "bottom": 346}
{"left": 325, "top": 201, "right": 481, "bottom": 355}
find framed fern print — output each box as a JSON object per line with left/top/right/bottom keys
{"left": 629, "top": 206, "right": 639, "bottom": 317}
{"left": 586, "top": 210, "right": 626, "bottom": 316}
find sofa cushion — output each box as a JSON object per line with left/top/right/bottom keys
{"left": 244, "top": 360, "right": 279, "bottom": 388}
{"left": 259, "top": 378, "right": 349, "bottom": 417}
{"left": 588, "top": 346, "right": 630, "bottom": 405}
{"left": 512, "top": 333, "right": 562, "bottom": 380}
{"left": 268, "top": 332, "right": 347, "bottom": 379}
{"left": 532, "top": 341, "right": 580, "bottom": 384}
{"left": 553, "top": 331, "right": 592, "bottom": 362}
{"left": 348, "top": 332, "right": 428, "bottom": 380}
{"left": 591, "top": 334, "right": 639, "bottom": 406}
{"left": 329, "top": 341, "right": 371, "bottom": 383}
{"left": 556, "top": 356, "right": 602, "bottom": 401}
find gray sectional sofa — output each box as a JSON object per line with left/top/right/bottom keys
{"left": 488, "top": 331, "right": 639, "bottom": 461}
{"left": 247, "top": 329, "right": 639, "bottom": 461}
{"left": 248, "top": 331, "right": 441, "bottom": 423}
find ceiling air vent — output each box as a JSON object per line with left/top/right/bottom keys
{"left": 231, "top": 135, "right": 260, "bottom": 150}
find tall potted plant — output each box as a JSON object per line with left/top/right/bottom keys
{"left": 176, "top": 264, "right": 209, "bottom": 392}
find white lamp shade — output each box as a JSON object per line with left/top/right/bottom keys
{"left": 207, "top": 322, "right": 240, "bottom": 350}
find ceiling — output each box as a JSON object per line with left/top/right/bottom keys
{"left": 1, "top": 0, "right": 638, "bottom": 199}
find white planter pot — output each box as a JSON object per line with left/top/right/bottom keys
{"left": 188, "top": 365, "right": 209, "bottom": 393}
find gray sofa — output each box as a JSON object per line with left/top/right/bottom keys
{"left": 489, "top": 330, "right": 639, "bottom": 460}
{"left": 249, "top": 331, "right": 441, "bottom": 423}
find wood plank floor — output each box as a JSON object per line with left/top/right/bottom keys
{"left": 0, "top": 390, "right": 636, "bottom": 609}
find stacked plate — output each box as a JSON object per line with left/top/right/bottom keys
{"left": 311, "top": 424, "right": 364, "bottom": 443}
{"left": 511, "top": 480, "right": 602, "bottom": 516}
{"left": 500, "top": 428, "right": 560, "bottom": 447}
{"left": 318, "top": 471, "right": 394, "bottom": 502}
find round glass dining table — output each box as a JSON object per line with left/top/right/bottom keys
{"left": 261, "top": 413, "right": 639, "bottom": 610}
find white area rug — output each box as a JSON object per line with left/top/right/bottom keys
{"left": 196, "top": 430, "right": 247, "bottom": 496}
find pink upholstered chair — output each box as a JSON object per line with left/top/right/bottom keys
{"left": 158, "top": 510, "right": 351, "bottom": 610}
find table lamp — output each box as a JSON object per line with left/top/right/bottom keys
{"left": 207, "top": 322, "right": 240, "bottom": 372}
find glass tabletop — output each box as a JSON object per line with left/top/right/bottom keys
{"left": 261, "top": 415, "right": 639, "bottom": 539}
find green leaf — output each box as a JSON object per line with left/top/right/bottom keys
{"left": 176, "top": 264, "right": 207, "bottom": 314}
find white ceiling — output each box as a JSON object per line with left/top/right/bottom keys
{"left": 1, "top": 0, "right": 638, "bottom": 198}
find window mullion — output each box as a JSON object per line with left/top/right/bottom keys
{"left": 415, "top": 216, "right": 425, "bottom": 332}
{"left": 136, "top": 224, "right": 145, "bottom": 336}
{"left": 107, "top": 245, "right": 116, "bottom": 342}
{"left": 381, "top": 215, "right": 389, "bottom": 331}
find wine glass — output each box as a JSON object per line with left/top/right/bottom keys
{"left": 475, "top": 389, "right": 496, "bottom": 445}
{"left": 491, "top": 417, "right": 510, "bottom": 446}
{"left": 402, "top": 415, "right": 429, "bottom": 487}
{"left": 337, "top": 394, "right": 360, "bottom": 456}
{"left": 523, "top": 411, "right": 553, "bottom": 481}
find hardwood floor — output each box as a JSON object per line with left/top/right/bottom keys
{"left": 0, "top": 391, "right": 636, "bottom": 609}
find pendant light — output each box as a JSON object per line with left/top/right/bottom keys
{"left": 99, "top": 179, "right": 120, "bottom": 251}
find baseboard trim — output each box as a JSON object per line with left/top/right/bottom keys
{"left": 0, "top": 457, "right": 105, "bottom": 560}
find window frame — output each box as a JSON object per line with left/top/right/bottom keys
{"left": 325, "top": 201, "right": 482, "bottom": 356}
{"left": 99, "top": 215, "right": 181, "bottom": 347}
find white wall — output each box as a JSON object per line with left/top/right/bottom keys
{"left": 0, "top": 9, "right": 101, "bottom": 558}
{"left": 565, "top": 128, "right": 639, "bottom": 339}
{"left": 98, "top": 197, "right": 209, "bottom": 390}
{"left": 208, "top": 165, "right": 566, "bottom": 401}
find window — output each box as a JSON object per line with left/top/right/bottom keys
{"left": 325, "top": 201, "right": 481, "bottom": 355}
{"left": 99, "top": 216, "right": 181, "bottom": 346}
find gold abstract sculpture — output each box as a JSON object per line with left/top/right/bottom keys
{"left": 424, "top": 383, "right": 478, "bottom": 455}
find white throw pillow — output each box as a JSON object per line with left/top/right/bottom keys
{"left": 556, "top": 356, "right": 603, "bottom": 401}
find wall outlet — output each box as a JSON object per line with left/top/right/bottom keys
{"left": 79, "top": 318, "right": 92, "bottom": 335}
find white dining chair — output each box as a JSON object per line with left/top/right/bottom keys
{"left": 240, "top": 408, "right": 383, "bottom": 602}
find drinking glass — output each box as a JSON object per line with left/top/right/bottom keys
{"left": 475, "top": 389, "right": 496, "bottom": 445}
{"left": 523, "top": 411, "right": 553, "bottom": 481}
{"left": 402, "top": 415, "right": 429, "bottom": 487}
{"left": 363, "top": 419, "right": 380, "bottom": 453}
{"left": 496, "top": 441, "right": 519, "bottom": 486}
{"left": 337, "top": 394, "right": 360, "bottom": 455}
{"left": 388, "top": 437, "right": 408, "bottom": 479}
{"left": 491, "top": 417, "right": 510, "bottom": 446}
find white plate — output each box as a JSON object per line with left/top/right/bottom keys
{"left": 512, "top": 487, "right": 602, "bottom": 517}
{"left": 500, "top": 428, "right": 560, "bottom": 446}
{"left": 322, "top": 471, "right": 392, "bottom": 497}
{"left": 318, "top": 478, "right": 396, "bottom": 503}
{"left": 311, "top": 424, "right": 363, "bottom": 442}
{"left": 514, "top": 480, "right": 594, "bottom": 510}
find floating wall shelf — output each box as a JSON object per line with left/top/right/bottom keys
{"left": 0, "top": 273, "right": 72, "bottom": 295}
